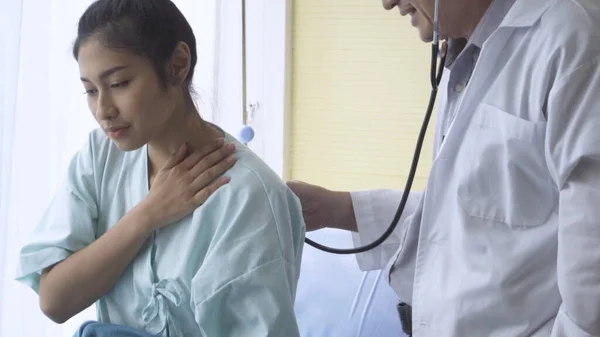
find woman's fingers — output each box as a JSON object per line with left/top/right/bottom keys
{"left": 192, "top": 176, "right": 231, "bottom": 204}
{"left": 179, "top": 138, "right": 226, "bottom": 170}
{"left": 158, "top": 138, "right": 237, "bottom": 207}
{"left": 190, "top": 154, "right": 236, "bottom": 190}
{"left": 187, "top": 142, "right": 236, "bottom": 178}
{"left": 162, "top": 143, "right": 188, "bottom": 169}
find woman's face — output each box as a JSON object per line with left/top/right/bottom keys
{"left": 78, "top": 38, "right": 178, "bottom": 151}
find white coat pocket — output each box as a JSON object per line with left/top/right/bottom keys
{"left": 457, "top": 103, "right": 554, "bottom": 229}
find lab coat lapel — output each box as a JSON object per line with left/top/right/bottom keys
{"left": 434, "top": 0, "right": 552, "bottom": 159}
{"left": 434, "top": 27, "right": 514, "bottom": 162}
{"left": 500, "top": 0, "right": 555, "bottom": 28}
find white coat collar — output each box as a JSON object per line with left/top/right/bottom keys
{"left": 500, "top": 0, "right": 556, "bottom": 27}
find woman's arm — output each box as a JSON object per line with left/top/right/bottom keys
{"left": 39, "top": 204, "right": 154, "bottom": 323}
{"left": 32, "top": 138, "right": 236, "bottom": 323}
{"left": 191, "top": 164, "right": 305, "bottom": 337}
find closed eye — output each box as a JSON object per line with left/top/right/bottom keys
{"left": 83, "top": 80, "right": 129, "bottom": 96}
{"left": 110, "top": 80, "right": 129, "bottom": 89}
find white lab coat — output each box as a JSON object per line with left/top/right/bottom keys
{"left": 351, "top": 0, "right": 600, "bottom": 336}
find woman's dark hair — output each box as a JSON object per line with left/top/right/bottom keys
{"left": 73, "top": 0, "right": 197, "bottom": 94}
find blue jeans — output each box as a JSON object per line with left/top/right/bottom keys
{"left": 74, "top": 321, "right": 157, "bottom": 337}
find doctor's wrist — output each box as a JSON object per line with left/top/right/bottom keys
{"left": 328, "top": 191, "right": 358, "bottom": 233}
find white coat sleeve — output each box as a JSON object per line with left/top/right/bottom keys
{"left": 350, "top": 190, "right": 422, "bottom": 271}
{"left": 546, "top": 57, "right": 600, "bottom": 337}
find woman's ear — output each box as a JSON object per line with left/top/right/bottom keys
{"left": 167, "top": 41, "right": 191, "bottom": 86}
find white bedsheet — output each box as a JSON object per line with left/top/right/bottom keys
{"left": 294, "top": 229, "right": 407, "bottom": 337}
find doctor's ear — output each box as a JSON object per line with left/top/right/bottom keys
{"left": 166, "top": 41, "right": 192, "bottom": 87}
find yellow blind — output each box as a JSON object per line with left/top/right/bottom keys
{"left": 291, "top": 0, "right": 436, "bottom": 191}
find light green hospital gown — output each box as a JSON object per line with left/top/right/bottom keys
{"left": 15, "top": 128, "right": 306, "bottom": 337}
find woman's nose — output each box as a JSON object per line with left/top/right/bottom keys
{"left": 95, "top": 93, "right": 118, "bottom": 121}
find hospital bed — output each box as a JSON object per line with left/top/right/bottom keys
{"left": 294, "top": 229, "right": 408, "bottom": 337}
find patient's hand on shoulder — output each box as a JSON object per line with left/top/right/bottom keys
{"left": 142, "top": 139, "right": 237, "bottom": 230}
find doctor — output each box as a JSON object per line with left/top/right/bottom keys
{"left": 287, "top": 0, "right": 600, "bottom": 336}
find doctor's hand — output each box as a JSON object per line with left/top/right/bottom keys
{"left": 286, "top": 180, "right": 358, "bottom": 232}
{"left": 140, "top": 139, "right": 237, "bottom": 230}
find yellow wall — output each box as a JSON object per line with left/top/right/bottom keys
{"left": 291, "top": 0, "right": 435, "bottom": 191}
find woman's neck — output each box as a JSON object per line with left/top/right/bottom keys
{"left": 147, "top": 106, "right": 223, "bottom": 178}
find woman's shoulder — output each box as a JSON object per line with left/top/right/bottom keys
{"left": 199, "top": 134, "right": 302, "bottom": 216}
{"left": 223, "top": 142, "right": 288, "bottom": 196}
{"left": 189, "top": 136, "right": 305, "bottom": 265}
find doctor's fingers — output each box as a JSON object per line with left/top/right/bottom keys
{"left": 286, "top": 181, "right": 329, "bottom": 231}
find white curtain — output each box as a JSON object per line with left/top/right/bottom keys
{"left": 0, "top": 0, "right": 242, "bottom": 336}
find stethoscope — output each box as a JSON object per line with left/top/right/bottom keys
{"left": 305, "top": 0, "right": 447, "bottom": 254}
{"left": 238, "top": 0, "right": 447, "bottom": 254}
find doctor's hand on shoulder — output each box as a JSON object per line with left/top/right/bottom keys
{"left": 286, "top": 180, "right": 358, "bottom": 232}
{"left": 140, "top": 139, "right": 237, "bottom": 230}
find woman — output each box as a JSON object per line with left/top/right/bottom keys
{"left": 15, "top": 0, "right": 305, "bottom": 336}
